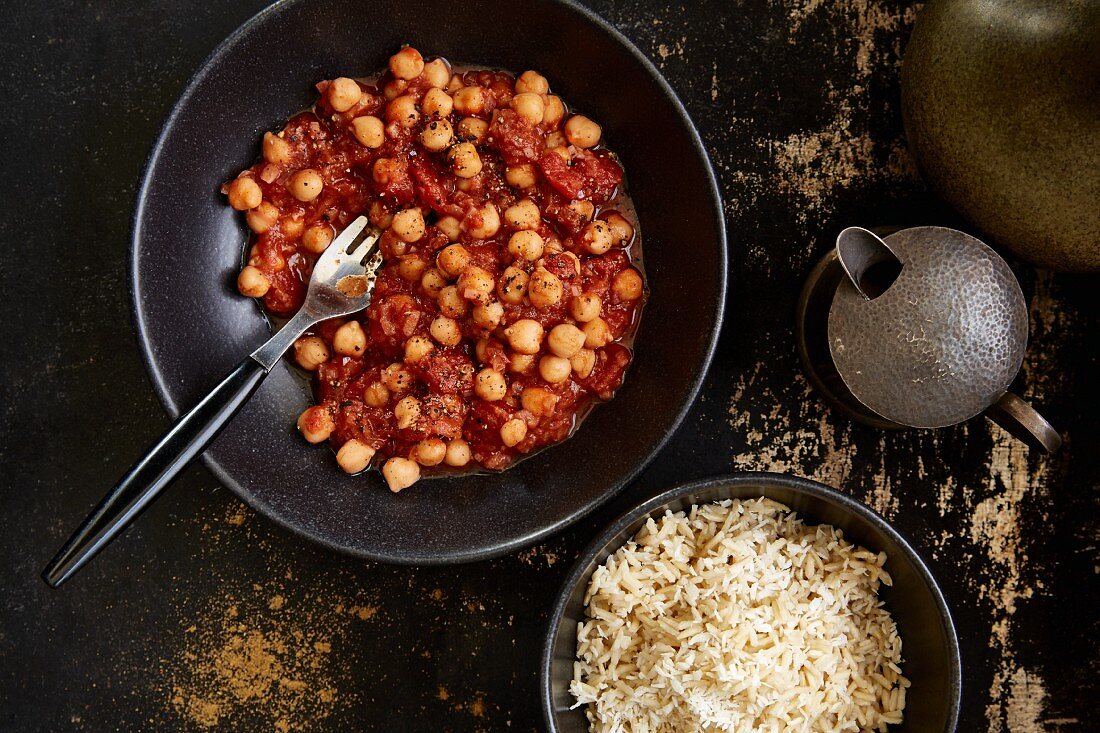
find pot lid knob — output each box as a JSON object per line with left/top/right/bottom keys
{"left": 827, "top": 226, "right": 1029, "bottom": 428}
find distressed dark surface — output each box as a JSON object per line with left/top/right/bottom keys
{"left": 0, "top": 1, "right": 1096, "bottom": 731}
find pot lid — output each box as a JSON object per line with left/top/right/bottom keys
{"left": 827, "top": 226, "right": 1028, "bottom": 428}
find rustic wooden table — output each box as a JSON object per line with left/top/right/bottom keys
{"left": 2, "top": 1, "right": 1096, "bottom": 731}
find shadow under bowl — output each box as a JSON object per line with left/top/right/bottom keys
{"left": 130, "top": 0, "right": 726, "bottom": 563}
{"left": 542, "top": 472, "right": 961, "bottom": 732}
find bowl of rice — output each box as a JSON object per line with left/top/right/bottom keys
{"left": 541, "top": 472, "right": 960, "bottom": 732}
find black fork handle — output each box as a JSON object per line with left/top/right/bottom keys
{"left": 42, "top": 357, "right": 268, "bottom": 588}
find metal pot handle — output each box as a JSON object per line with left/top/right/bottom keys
{"left": 984, "top": 392, "right": 1062, "bottom": 453}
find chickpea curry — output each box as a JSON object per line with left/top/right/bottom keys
{"left": 223, "top": 46, "right": 646, "bottom": 491}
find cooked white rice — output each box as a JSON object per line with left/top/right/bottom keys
{"left": 569, "top": 498, "right": 909, "bottom": 733}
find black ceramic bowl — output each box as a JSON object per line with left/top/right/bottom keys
{"left": 130, "top": 0, "right": 726, "bottom": 563}
{"left": 542, "top": 473, "right": 961, "bottom": 732}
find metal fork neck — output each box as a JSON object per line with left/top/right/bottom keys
{"left": 250, "top": 309, "right": 317, "bottom": 371}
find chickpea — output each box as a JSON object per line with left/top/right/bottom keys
{"left": 390, "top": 207, "right": 425, "bottom": 243}
{"left": 422, "top": 58, "right": 450, "bottom": 88}
{"left": 382, "top": 77, "right": 407, "bottom": 100}
{"left": 457, "top": 117, "right": 489, "bottom": 143}
{"left": 467, "top": 204, "right": 500, "bottom": 239}
{"left": 413, "top": 438, "right": 447, "bottom": 466}
{"left": 262, "top": 131, "right": 292, "bottom": 164}
{"left": 474, "top": 368, "right": 507, "bottom": 401}
{"left": 570, "top": 200, "right": 595, "bottom": 223}
{"left": 227, "top": 177, "right": 262, "bottom": 210}
{"left": 543, "top": 95, "right": 565, "bottom": 128}
{"left": 364, "top": 381, "right": 390, "bottom": 407}
{"left": 510, "top": 93, "right": 545, "bottom": 125}
{"left": 447, "top": 142, "right": 483, "bottom": 179}
{"left": 580, "top": 220, "right": 615, "bottom": 254}
{"left": 430, "top": 315, "right": 462, "bottom": 346}
{"left": 569, "top": 293, "right": 601, "bottom": 322}
{"left": 387, "top": 95, "right": 420, "bottom": 128}
{"left": 419, "top": 118, "right": 453, "bottom": 151}
{"left": 333, "top": 320, "right": 367, "bottom": 356}
{"left": 521, "top": 386, "right": 559, "bottom": 416}
{"left": 444, "top": 439, "right": 471, "bottom": 467}
{"left": 336, "top": 438, "right": 375, "bottom": 474}
{"left": 288, "top": 168, "right": 324, "bottom": 202}
{"left": 606, "top": 213, "right": 635, "bottom": 245}
{"left": 500, "top": 418, "right": 528, "bottom": 447}
{"left": 539, "top": 355, "right": 571, "bottom": 384}
{"left": 394, "top": 395, "right": 422, "bottom": 429}
{"left": 436, "top": 215, "right": 462, "bottom": 241}
{"left": 545, "top": 131, "right": 567, "bottom": 150}
{"left": 504, "top": 199, "right": 540, "bottom": 231}
{"left": 457, "top": 265, "right": 495, "bottom": 303}
{"left": 582, "top": 317, "right": 613, "bottom": 348}
{"left": 389, "top": 47, "right": 425, "bottom": 80}
{"left": 507, "top": 230, "right": 544, "bottom": 261}
{"left": 515, "top": 70, "right": 550, "bottom": 95}
{"left": 327, "top": 77, "right": 362, "bottom": 112}
{"left": 297, "top": 405, "right": 335, "bottom": 444}
{"left": 613, "top": 268, "right": 644, "bottom": 300}
{"left": 497, "top": 265, "right": 529, "bottom": 305}
{"left": 375, "top": 159, "right": 403, "bottom": 187}
{"left": 475, "top": 337, "right": 491, "bottom": 364}
{"left": 527, "top": 268, "right": 563, "bottom": 309}
{"left": 422, "top": 87, "right": 453, "bottom": 117}
{"left": 421, "top": 268, "right": 448, "bottom": 297}
{"left": 293, "top": 335, "right": 330, "bottom": 370}
{"left": 382, "top": 362, "right": 413, "bottom": 393}
{"left": 282, "top": 215, "right": 304, "bottom": 240}
{"left": 472, "top": 301, "right": 504, "bottom": 329}
{"left": 389, "top": 241, "right": 410, "bottom": 261}
{"left": 300, "top": 223, "right": 333, "bottom": 253}
{"left": 505, "top": 319, "right": 544, "bottom": 354}
{"left": 436, "top": 244, "right": 471, "bottom": 279}
{"left": 506, "top": 163, "right": 537, "bottom": 188}
{"left": 570, "top": 348, "right": 596, "bottom": 378}
{"left": 509, "top": 352, "right": 536, "bottom": 374}
{"left": 398, "top": 256, "right": 427, "bottom": 282}
{"left": 246, "top": 201, "right": 280, "bottom": 234}
{"left": 351, "top": 115, "right": 385, "bottom": 148}
{"left": 453, "top": 86, "right": 487, "bottom": 115}
{"left": 565, "top": 114, "right": 602, "bottom": 148}
{"left": 437, "top": 285, "right": 468, "bottom": 318}
{"left": 237, "top": 265, "right": 270, "bottom": 297}
{"left": 404, "top": 335, "right": 434, "bottom": 363}
{"left": 383, "top": 456, "right": 421, "bottom": 491}
{"left": 547, "top": 324, "right": 586, "bottom": 358}
{"left": 369, "top": 200, "right": 393, "bottom": 229}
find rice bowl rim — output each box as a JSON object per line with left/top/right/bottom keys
{"left": 540, "top": 471, "right": 961, "bottom": 733}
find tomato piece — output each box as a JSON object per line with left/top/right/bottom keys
{"left": 489, "top": 109, "right": 544, "bottom": 165}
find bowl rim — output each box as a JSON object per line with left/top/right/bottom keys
{"left": 127, "top": 0, "right": 729, "bottom": 563}
{"left": 540, "top": 471, "right": 962, "bottom": 731}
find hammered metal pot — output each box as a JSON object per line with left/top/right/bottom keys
{"left": 797, "top": 226, "right": 1061, "bottom": 452}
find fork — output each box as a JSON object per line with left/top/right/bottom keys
{"left": 43, "top": 216, "right": 381, "bottom": 588}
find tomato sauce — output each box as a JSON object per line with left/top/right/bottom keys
{"left": 225, "top": 51, "right": 646, "bottom": 484}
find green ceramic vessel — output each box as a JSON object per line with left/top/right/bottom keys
{"left": 902, "top": 0, "right": 1100, "bottom": 272}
